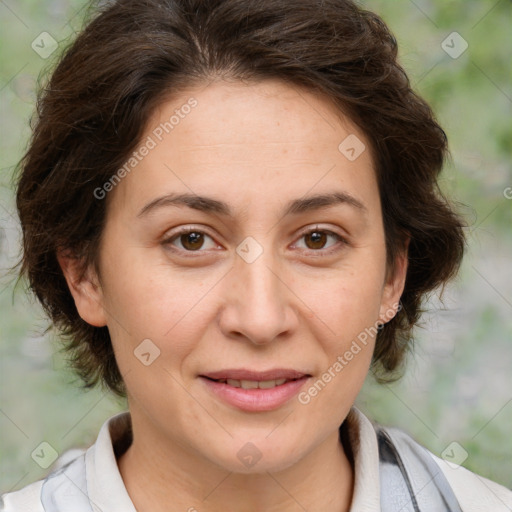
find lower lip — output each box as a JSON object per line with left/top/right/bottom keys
{"left": 199, "top": 376, "right": 310, "bottom": 412}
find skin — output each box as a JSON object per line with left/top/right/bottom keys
{"left": 59, "top": 78, "right": 407, "bottom": 512}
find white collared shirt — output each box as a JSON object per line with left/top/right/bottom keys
{"left": 2, "top": 408, "right": 511, "bottom": 511}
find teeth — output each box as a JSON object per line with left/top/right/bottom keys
{"left": 258, "top": 379, "right": 278, "bottom": 389}
{"left": 240, "top": 380, "right": 259, "bottom": 389}
{"left": 220, "top": 378, "right": 291, "bottom": 389}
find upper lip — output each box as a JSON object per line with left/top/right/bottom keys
{"left": 200, "top": 368, "right": 310, "bottom": 381}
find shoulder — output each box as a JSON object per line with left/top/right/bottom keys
{"left": 1, "top": 448, "right": 87, "bottom": 512}
{"left": 430, "top": 451, "right": 512, "bottom": 512}
{"left": 380, "top": 424, "right": 512, "bottom": 512}
{"left": 1, "top": 480, "right": 44, "bottom": 512}
{"left": 1, "top": 412, "right": 132, "bottom": 512}
{"left": 1, "top": 448, "right": 86, "bottom": 511}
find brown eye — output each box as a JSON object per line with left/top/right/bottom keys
{"left": 179, "top": 231, "right": 205, "bottom": 251}
{"left": 163, "top": 228, "right": 219, "bottom": 253}
{"left": 304, "top": 231, "right": 328, "bottom": 250}
{"left": 294, "top": 228, "right": 347, "bottom": 254}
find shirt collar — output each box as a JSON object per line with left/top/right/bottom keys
{"left": 343, "top": 407, "right": 381, "bottom": 511}
{"left": 84, "top": 407, "right": 380, "bottom": 511}
{"left": 85, "top": 411, "right": 137, "bottom": 512}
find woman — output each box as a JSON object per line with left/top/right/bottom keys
{"left": 3, "top": 0, "right": 511, "bottom": 510}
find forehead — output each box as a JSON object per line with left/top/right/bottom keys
{"left": 154, "top": 78, "right": 363, "bottom": 156}
{"left": 109, "top": 79, "right": 378, "bottom": 216}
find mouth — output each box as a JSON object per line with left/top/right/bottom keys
{"left": 199, "top": 368, "right": 311, "bottom": 412}
{"left": 202, "top": 376, "right": 303, "bottom": 389}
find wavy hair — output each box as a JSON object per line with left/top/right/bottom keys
{"left": 16, "top": 0, "right": 465, "bottom": 396}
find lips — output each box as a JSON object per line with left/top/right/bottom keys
{"left": 200, "top": 368, "right": 308, "bottom": 381}
{"left": 199, "top": 368, "right": 311, "bottom": 411}
{"left": 213, "top": 378, "right": 289, "bottom": 389}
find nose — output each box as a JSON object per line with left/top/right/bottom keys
{"left": 217, "top": 241, "right": 298, "bottom": 346}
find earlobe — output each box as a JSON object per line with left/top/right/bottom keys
{"left": 56, "top": 249, "right": 107, "bottom": 327}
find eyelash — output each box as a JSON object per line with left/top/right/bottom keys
{"left": 162, "top": 225, "right": 349, "bottom": 256}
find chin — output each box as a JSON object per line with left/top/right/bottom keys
{"left": 204, "top": 435, "right": 307, "bottom": 475}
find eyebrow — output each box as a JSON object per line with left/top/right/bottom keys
{"left": 137, "top": 191, "right": 367, "bottom": 218}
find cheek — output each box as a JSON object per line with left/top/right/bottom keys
{"left": 303, "top": 263, "right": 385, "bottom": 336}
{"left": 99, "top": 244, "right": 211, "bottom": 369}
{"left": 293, "top": 255, "right": 385, "bottom": 403}
{"left": 296, "top": 270, "right": 381, "bottom": 419}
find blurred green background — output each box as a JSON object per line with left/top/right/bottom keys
{"left": 1, "top": 0, "right": 511, "bottom": 494}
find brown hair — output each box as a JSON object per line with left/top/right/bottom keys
{"left": 16, "top": 0, "right": 465, "bottom": 397}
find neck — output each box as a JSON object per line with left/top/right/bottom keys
{"left": 117, "top": 413, "right": 354, "bottom": 512}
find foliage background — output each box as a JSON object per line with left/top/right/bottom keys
{"left": 1, "top": 0, "right": 511, "bottom": 494}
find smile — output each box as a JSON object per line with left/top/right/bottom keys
{"left": 199, "top": 370, "right": 311, "bottom": 412}
{"left": 211, "top": 378, "right": 291, "bottom": 389}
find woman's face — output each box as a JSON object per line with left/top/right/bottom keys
{"left": 66, "top": 79, "right": 406, "bottom": 473}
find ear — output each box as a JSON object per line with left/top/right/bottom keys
{"left": 57, "top": 249, "right": 107, "bottom": 327}
{"left": 378, "top": 238, "right": 409, "bottom": 324}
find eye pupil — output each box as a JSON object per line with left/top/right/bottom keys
{"left": 182, "top": 232, "right": 204, "bottom": 250}
{"left": 306, "top": 231, "right": 327, "bottom": 250}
